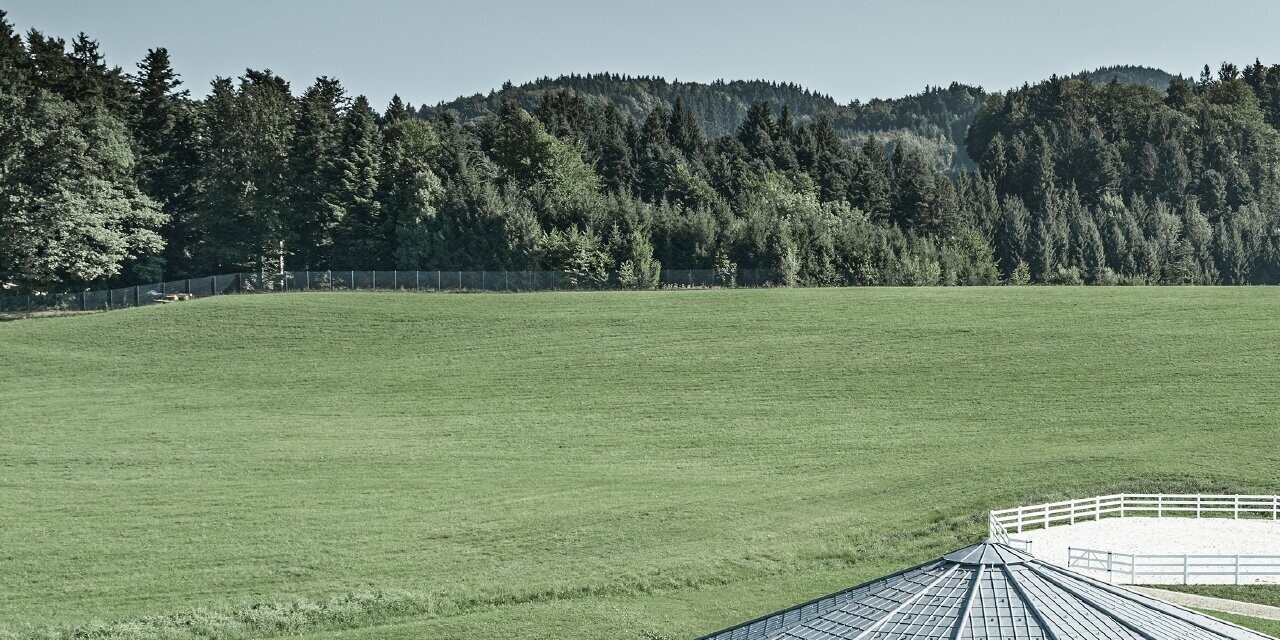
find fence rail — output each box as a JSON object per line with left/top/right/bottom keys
{"left": 0, "top": 268, "right": 784, "bottom": 313}
{"left": 989, "top": 494, "right": 1280, "bottom": 536}
{"left": 1068, "top": 546, "right": 1280, "bottom": 585}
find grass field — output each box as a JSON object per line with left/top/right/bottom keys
{"left": 1195, "top": 610, "right": 1280, "bottom": 637}
{"left": 2, "top": 287, "right": 1279, "bottom": 639}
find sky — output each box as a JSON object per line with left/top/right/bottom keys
{"left": 7, "top": 0, "right": 1280, "bottom": 109}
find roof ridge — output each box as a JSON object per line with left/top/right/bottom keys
{"left": 1022, "top": 562, "right": 1161, "bottom": 640}
{"left": 692, "top": 558, "right": 947, "bottom": 640}
{"left": 948, "top": 564, "right": 984, "bottom": 640}
{"left": 1030, "top": 559, "right": 1273, "bottom": 640}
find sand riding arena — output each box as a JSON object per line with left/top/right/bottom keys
{"left": 989, "top": 494, "right": 1280, "bottom": 585}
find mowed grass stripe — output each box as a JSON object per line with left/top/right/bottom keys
{"left": 1, "top": 288, "right": 1277, "bottom": 638}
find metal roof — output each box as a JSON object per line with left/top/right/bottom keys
{"left": 696, "top": 541, "right": 1276, "bottom": 640}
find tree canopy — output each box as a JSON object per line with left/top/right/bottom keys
{"left": 2, "top": 11, "right": 1280, "bottom": 291}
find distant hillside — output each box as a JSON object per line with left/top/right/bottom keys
{"left": 422, "top": 69, "right": 1178, "bottom": 174}
{"left": 1081, "top": 65, "right": 1179, "bottom": 90}
{"left": 421, "top": 75, "right": 840, "bottom": 138}
{"left": 422, "top": 74, "right": 987, "bottom": 172}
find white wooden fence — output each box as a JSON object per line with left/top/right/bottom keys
{"left": 989, "top": 494, "right": 1280, "bottom": 535}
{"left": 987, "top": 494, "right": 1280, "bottom": 584}
{"left": 988, "top": 511, "right": 1033, "bottom": 553}
{"left": 1067, "top": 546, "right": 1280, "bottom": 585}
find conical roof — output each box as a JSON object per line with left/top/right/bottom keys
{"left": 697, "top": 540, "right": 1275, "bottom": 640}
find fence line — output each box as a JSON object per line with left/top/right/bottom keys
{"left": 1067, "top": 546, "right": 1280, "bottom": 585}
{"left": 987, "top": 511, "right": 1035, "bottom": 553}
{"left": 989, "top": 494, "right": 1280, "bottom": 536}
{"left": 0, "top": 268, "right": 784, "bottom": 313}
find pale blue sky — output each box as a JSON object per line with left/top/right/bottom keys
{"left": 7, "top": 0, "right": 1280, "bottom": 109}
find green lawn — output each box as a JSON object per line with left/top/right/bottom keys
{"left": 1195, "top": 610, "right": 1280, "bottom": 637}
{"left": 2, "top": 287, "right": 1279, "bottom": 639}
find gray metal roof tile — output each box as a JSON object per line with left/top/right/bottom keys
{"left": 695, "top": 541, "right": 1277, "bottom": 640}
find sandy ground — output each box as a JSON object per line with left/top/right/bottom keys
{"left": 1018, "top": 517, "right": 1280, "bottom": 584}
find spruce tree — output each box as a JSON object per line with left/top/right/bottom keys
{"left": 636, "top": 105, "right": 676, "bottom": 202}
{"left": 331, "top": 95, "right": 384, "bottom": 268}
{"left": 667, "top": 96, "right": 702, "bottom": 158}
{"left": 194, "top": 71, "right": 294, "bottom": 274}
{"left": 131, "top": 47, "right": 198, "bottom": 278}
{"left": 0, "top": 11, "right": 28, "bottom": 92}
{"left": 288, "top": 77, "right": 347, "bottom": 268}
{"left": 890, "top": 149, "right": 935, "bottom": 229}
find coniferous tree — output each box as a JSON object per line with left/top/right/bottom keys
{"left": 667, "top": 96, "right": 702, "bottom": 158}
{"left": 0, "top": 11, "right": 28, "bottom": 92}
{"left": 891, "top": 149, "right": 935, "bottom": 229}
{"left": 331, "top": 95, "right": 384, "bottom": 268}
{"left": 636, "top": 105, "right": 677, "bottom": 202}
{"left": 194, "top": 70, "right": 294, "bottom": 274}
{"left": 131, "top": 47, "right": 200, "bottom": 278}
{"left": 288, "top": 77, "right": 347, "bottom": 268}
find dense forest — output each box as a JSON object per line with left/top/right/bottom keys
{"left": 2, "top": 11, "right": 1280, "bottom": 293}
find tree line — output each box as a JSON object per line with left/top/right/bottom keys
{"left": 2, "top": 12, "right": 1280, "bottom": 292}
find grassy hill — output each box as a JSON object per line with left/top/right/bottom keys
{"left": 2, "top": 288, "right": 1278, "bottom": 639}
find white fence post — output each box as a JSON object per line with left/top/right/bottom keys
{"left": 1009, "top": 495, "right": 1280, "bottom": 585}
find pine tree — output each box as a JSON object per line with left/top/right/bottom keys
{"left": 595, "top": 110, "right": 634, "bottom": 194}
{"left": 288, "top": 77, "right": 348, "bottom": 268}
{"left": 852, "top": 137, "right": 891, "bottom": 221}
{"left": 736, "top": 101, "right": 775, "bottom": 161}
{"left": 132, "top": 49, "right": 185, "bottom": 190}
{"left": 993, "top": 196, "right": 1029, "bottom": 277}
{"left": 26, "top": 30, "right": 74, "bottom": 97}
{"left": 383, "top": 94, "right": 411, "bottom": 124}
{"left": 667, "top": 96, "right": 702, "bottom": 158}
{"left": 890, "top": 149, "right": 935, "bottom": 229}
{"left": 331, "top": 95, "right": 384, "bottom": 268}
{"left": 0, "top": 10, "right": 28, "bottom": 92}
{"left": 131, "top": 47, "right": 198, "bottom": 278}
{"left": 636, "top": 105, "right": 676, "bottom": 202}
{"left": 194, "top": 70, "right": 295, "bottom": 274}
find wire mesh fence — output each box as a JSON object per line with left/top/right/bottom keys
{"left": 1, "top": 268, "right": 784, "bottom": 313}
{"left": 0, "top": 273, "right": 243, "bottom": 312}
